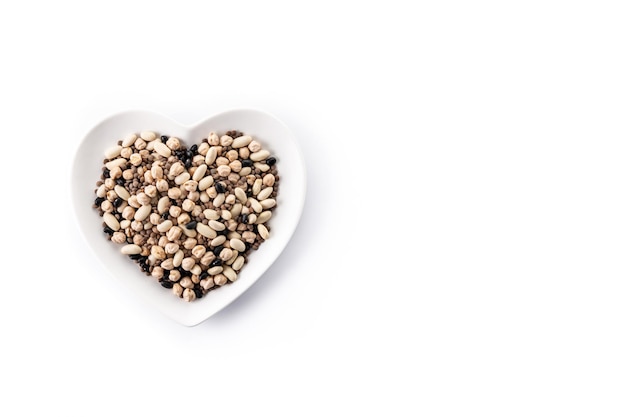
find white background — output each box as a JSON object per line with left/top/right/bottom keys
{"left": 1, "top": 1, "right": 625, "bottom": 415}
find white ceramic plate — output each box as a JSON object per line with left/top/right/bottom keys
{"left": 71, "top": 109, "right": 306, "bottom": 326}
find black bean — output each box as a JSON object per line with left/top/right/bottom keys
{"left": 190, "top": 144, "right": 198, "bottom": 154}
{"left": 242, "top": 159, "right": 253, "bottom": 167}
{"left": 215, "top": 182, "right": 226, "bottom": 193}
{"left": 113, "top": 197, "right": 124, "bottom": 208}
{"left": 241, "top": 214, "right": 248, "bottom": 224}
{"left": 185, "top": 221, "right": 197, "bottom": 230}
{"left": 129, "top": 254, "right": 142, "bottom": 260}
{"left": 103, "top": 226, "right": 114, "bottom": 235}
{"left": 161, "top": 135, "right": 168, "bottom": 143}
{"left": 116, "top": 178, "right": 125, "bottom": 186}
{"left": 103, "top": 168, "right": 110, "bottom": 178}
{"left": 162, "top": 212, "right": 169, "bottom": 220}
{"left": 194, "top": 288, "right": 203, "bottom": 299}
{"left": 95, "top": 197, "right": 105, "bottom": 206}
{"left": 217, "top": 228, "right": 229, "bottom": 236}
{"left": 210, "top": 258, "right": 223, "bottom": 267}
{"left": 161, "top": 280, "right": 173, "bottom": 289}
{"left": 200, "top": 271, "right": 209, "bottom": 280}
{"left": 266, "top": 157, "right": 276, "bottom": 166}
{"left": 163, "top": 269, "right": 170, "bottom": 279}
{"left": 184, "top": 158, "right": 192, "bottom": 169}
{"left": 213, "top": 245, "right": 224, "bottom": 256}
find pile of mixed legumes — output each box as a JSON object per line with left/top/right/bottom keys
{"left": 93, "top": 130, "right": 279, "bottom": 302}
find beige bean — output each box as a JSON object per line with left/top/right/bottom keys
{"left": 257, "top": 187, "right": 273, "bottom": 201}
{"left": 198, "top": 175, "right": 214, "bottom": 191}
{"left": 229, "top": 238, "right": 246, "bottom": 252}
{"left": 211, "top": 235, "right": 226, "bottom": 247}
{"left": 114, "top": 185, "right": 130, "bottom": 201}
{"left": 173, "top": 250, "right": 184, "bottom": 267}
{"left": 252, "top": 179, "right": 263, "bottom": 195}
{"left": 222, "top": 266, "right": 238, "bottom": 282}
{"left": 208, "top": 220, "right": 225, "bottom": 231}
{"left": 197, "top": 223, "right": 217, "bottom": 239}
{"left": 203, "top": 209, "right": 220, "bottom": 220}
{"left": 208, "top": 266, "right": 224, "bottom": 275}
{"left": 121, "top": 244, "right": 142, "bottom": 255}
{"left": 140, "top": 131, "right": 156, "bottom": 141}
{"left": 182, "top": 288, "right": 196, "bottom": 302}
{"left": 250, "top": 149, "right": 270, "bottom": 161}
{"left": 260, "top": 199, "right": 276, "bottom": 209}
{"left": 249, "top": 198, "right": 262, "bottom": 213}
{"left": 153, "top": 141, "right": 171, "bottom": 157}
{"left": 156, "top": 220, "right": 173, "bottom": 233}
{"left": 103, "top": 212, "right": 120, "bottom": 231}
{"left": 232, "top": 256, "right": 245, "bottom": 271}
{"left": 157, "top": 196, "right": 170, "bottom": 214}
{"left": 104, "top": 145, "right": 122, "bottom": 159}
{"left": 257, "top": 224, "right": 269, "bottom": 240}
{"left": 134, "top": 205, "right": 151, "bottom": 221}
{"left": 121, "top": 133, "right": 137, "bottom": 147}
{"left": 235, "top": 187, "right": 247, "bottom": 203}
{"left": 254, "top": 162, "right": 270, "bottom": 172}
{"left": 205, "top": 147, "right": 217, "bottom": 165}
{"left": 232, "top": 135, "right": 252, "bottom": 148}
{"left": 256, "top": 211, "right": 272, "bottom": 224}
{"left": 213, "top": 193, "right": 225, "bottom": 207}
{"left": 174, "top": 172, "right": 190, "bottom": 185}
{"left": 192, "top": 164, "right": 207, "bottom": 181}
{"left": 105, "top": 158, "right": 127, "bottom": 170}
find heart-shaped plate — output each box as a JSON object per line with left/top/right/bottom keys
{"left": 71, "top": 109, "right": 306, "bottom": 326}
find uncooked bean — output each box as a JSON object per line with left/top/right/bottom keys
{"left": 256, "top": 187, "right": 273, "bottom": 201}
{"left": 230, "top": 238, "right": 246, "bottom": 252}
{"left": 192, "top": 164, "right": 207, "bottom": 181}
{"left": 105, "top": 145, "right": 122, "bottom": 159}
{"left": 103, "top": 212, "right": 120, "bottom": 231}
{"left": 153, "top": 141, "right": 171, "bottom": 157}
{"left": 156, "top": 220, "right": 173, "bottom": 233}
{"left": 232, "top": 256, "right": 245, "bottom": 271}
{"left": 250, "top": 149, "right": 270, "bottom": 161}
{"left": 257, "top": 224, "right": 269, "bottom": 240}
{"left": 121, "top": 244, "right": 142, "bottom": 255}
{"left": 208, "top": 220, "right": 226, "bottom": 231}
{"left": 232, "top": 135, "right": 252, "bottom": 148}
{"left": 114, "top": 185, "right": 130, "bottom": 201}
{"left": 205, "top": 147, "right": 217, "bottom": 165}
{"left": 256, "top": 211, "right": 272, "bottom": 224}
{"left": 134, "top": 205, "right": 151, "bottom": 221}
{"left": 260, "top": 199, "right": 276, "bottom": 209}
{"left": 197, "top": 223, "right": 217, "bottom": 239}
